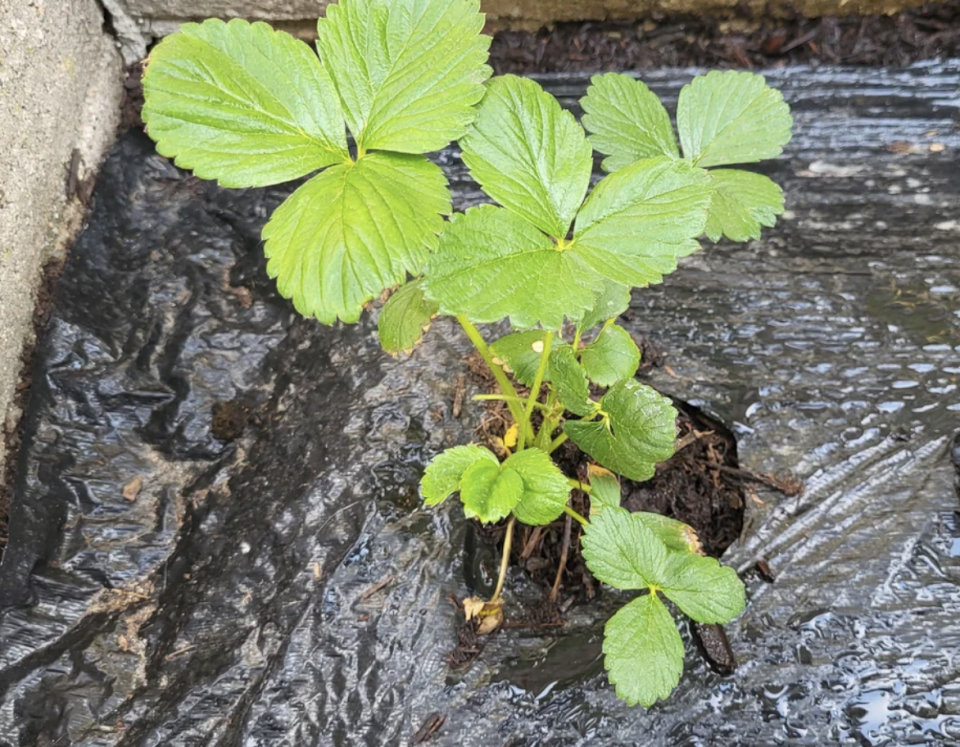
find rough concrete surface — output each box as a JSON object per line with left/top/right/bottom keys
{"left": 108, "top": 0, "right": 928, "bottom": 55}
{"left": 0, "top": 0, "right": 122, "bottom": 474}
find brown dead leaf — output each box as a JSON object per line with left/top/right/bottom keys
{"left": 461, "top": 595, "right": 504, "bottom": 635}
{"left": 122, "top": 476, "right": 143, "bottom": 502}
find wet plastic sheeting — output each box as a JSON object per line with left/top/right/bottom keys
{"left": 1, "top": 64, "right": 959, "bottom": 745}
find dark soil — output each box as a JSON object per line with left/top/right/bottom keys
{"left": 489, "top": 1, "right": 960, "bottom": 73}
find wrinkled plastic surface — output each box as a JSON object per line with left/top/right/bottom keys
{"left": 1, "top": 64, "right": 960, "bottom": 746}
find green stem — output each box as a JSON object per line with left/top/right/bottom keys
{"left": 492, "top": 515, "right": 516, "bottom": 602}
{"left": 473, "top": 394, "right": 550, "bottom": 412}
{"left": 519, "top": 331, "right": 554, "bottom": 451}
{"left": 548, "top": 432, "right": 569, "bottom": 454}
{"left": 457, "top": 316, "right": 524, "bottom": 426}
{"left": 564, "top": 505, "right": 589, "bottom": 527}
{"left": 567, "top": 477, "right": 592, "bottom": 493}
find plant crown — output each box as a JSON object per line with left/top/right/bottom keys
{"left": 142, "top": 0, "right": 793, "bottom": 708}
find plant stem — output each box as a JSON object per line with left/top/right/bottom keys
{"left": 473, "top": 394, "right": 550, "bottom": 412}
{"left": 564, "top": 505, "right": 589, "bottom": 527}
{"left": 567, "top": 477, "right": 592, "bottom": 493}
{"left": 548, "top": 432, "right": 569, "bottom": 453}
{"left": 457, "top": 315, "right": 524, "bottom": 426}
{"left": 492, "top": 515, "right": 516, "bottom": 602}
{"left": 520, "top": 331, "right": 554, "bottom": 450}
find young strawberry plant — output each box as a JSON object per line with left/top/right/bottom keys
{"left": 141, "top": 0, "right": 792, "bottom": 708}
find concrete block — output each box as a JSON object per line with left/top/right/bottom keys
{"left": 0, "top": 0, "right": 123, "bottom": 476}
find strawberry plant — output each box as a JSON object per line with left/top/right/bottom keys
{"left": 141, "top": 0, "right": 793, "bottom": 708}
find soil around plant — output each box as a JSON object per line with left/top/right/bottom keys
{"left": 489, "top": 0, "right": 960, "bottom": 73}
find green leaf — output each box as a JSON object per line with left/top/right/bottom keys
{"left": 378, "top": 279, "right": 439, "bottom": 354}
{"left": 423, "top": 205, "right": 602, "bottom": 329}
{"left": 505, "top": 448, "right": 571, "bottom": 526}
{"left": 586, "top": 464, "right": 621, "bottom": 513}
{"left": 634, "top": 513, "right": 703, "bottom": 556}
{"left": 677, "top": 71, "right": 793, "bottom": 168}
{"left": 577, "top": 280, "right": 631, "bottom": 332}
{"left": 704, "top": 169, "right": 785, "bottom": 242}
{"left": 661, "top": 552, "right": 746, "bottom": 624}
{"left": 264, "top": 152, "right": 450, "bottom": 324}
{"left": 548, "top": 345, "right": 594, "bottom": 417}
{"left": 460, "top": 459, "right": 524, "bottom": 523}
{"left": 564, "top": 379, "right": 676, "bottom": 482}
{"left": 460, "top": 75, "right": 593, "bottom": 238}
{"left": 603, "top": 593, "right": 684, "bottom": 707}
{"left": 581, "top": 72, "right": 679, "bottom": 173}
{"left": 489, "top": 330, "right": 549, "bottom": 387}
{"left": 573, "top": 158, "right": 712, "bottom": 288}
{"left": 142, "top": 19, "right": 348, "bottom": 187}
{"left": 579, "top": 324, "right": 641, "bottom": 387}
{"left": 317, "top": 0, "right": 491, "bottom": 154}
{"left": 580, "top": 505, "right": 667, "bottom": 590}
{"left": 421, "top": 445, "right": 498, "bottom": 506}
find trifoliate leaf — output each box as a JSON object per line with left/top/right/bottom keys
{"left": 577, "top": 280, "right": 632, "bottom": 332}
{"left": 677, "top": 71, "right": 793, "bottom": 169}
{"left": 264, "top": 152, "right": 450, "bottom": 324}
{"left": 564, "top": 379, "right": 677, "bottom": 482}
{"left": 603, "top": 593, "right": 684, "bottom": 707}
{"left": 581, "top": 505, "right": 667, "bottom": 590}
{"left": 637, "top": 514, "right": 702, "bottom": 556}
{"left": 587, "top": 464, "right": 621, "bottom": 514}
{"left": 317, "top": 0, "right": 491, "bottom": 154}
{"left": 489, "top": 330, "right": 549, "bottom": 387}
{"left": 549, "top": 345, "right": 594, "bottom": 417}
{"left": 661, "top": 552, "right": 746, "bottom": 624}
{"left": 579, "top": 324, "right": 641, "bottom": 387}
{"left": 704, "top": 169, "right": 785, "bottom": 242}
{"left": 143, "top": 19, "right": 348, "bottom": 187}
{"left": 505, "top": 448, "right": 571, "bottom": 526}
{"left": 423, "top": 205, "right": 602, "bottom": 329}
{"left": 421, "top": 445, "right": 498, "bottom": 506}
{"left": 377, "top": 279, "right": 438, "bottom": 354}
{"left": 460, "top": 459, "right": 524, "bottom": 524}
{"left": 581, "top": 72, "right": 679, "bottom": 173}
{"left": 460, "top": 75, "right": 593, "bottom": 238}
{"left": 573, "top": 158, "right": 711, "bottom": 288}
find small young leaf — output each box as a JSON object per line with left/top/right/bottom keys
{"left": 460, "top": 75, "right": 593, "bottom": 239}
{"left": 580, "top": 505, "right": 667, "bottom": 590}
{"left": 143, "top": 19, "right": 348, "bottom": 187}
{"left": 677, "top": 71, "right": 793, "bottom": 168}
{"left": 573, "top": 158, "right": 712, "bottom": 288}
{"left": 635, "top": 513, "right": 703, "bottom": 556}
{"left": 421, "top": 445, "right": 498, "bottom": 506}
{"left": 264, "top": 152, "right": 449, "bottom": 324}
{"left": 505, "top": 448, "right": 571, "bottom": 526}
{"left": 317, "top": 0, "right": 492, "bottom": 154}
{"left": 704, "top": 170, "right": 785, "bottom": 242}
{"left": 587, "top": 464, "right": 621, "bottom": 514}
{"left": 577, "top": 280, "right": 632, "bottom": 332}
{"left": 579, "top": 324, "right": 641, "bottom": 387}
{"left": 581, "top": 72, "right": 679, "bottom": 173}
{"left": 549, "top": 346, "right": 594, "bottom": 417}
{"left": 564, "top": 380, "right": 677, "bottom": 482}
{"left": 460, "top": 459, "right": 524, "bottom": 523}
{"left": 489, "top": 330, "right": 549, "bottom": 387}
{"left": 661, "top": 552, "right": 746, "bottom": 624}
{"left": 378, "top": 279, "right": 439, "bottom": 354}
{"left": 423, "top": 205, "right": 602, "bottom": 329}
{"left": 603, "top": 593, "right": 684, "bottom": 708}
